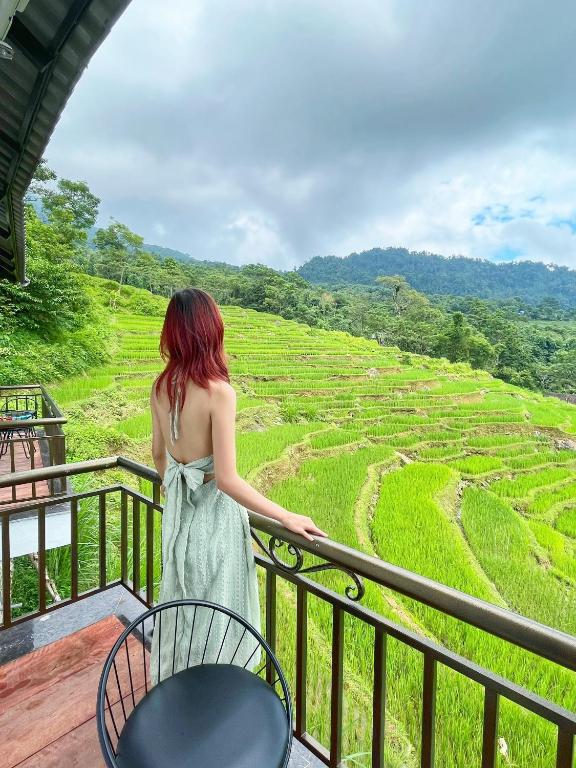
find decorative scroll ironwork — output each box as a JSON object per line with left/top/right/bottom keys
{"left": 251, "top": 530, "right": 365, "bottom": 601}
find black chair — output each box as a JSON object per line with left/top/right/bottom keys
{"left": 0, "top": 409, "right": 37, "bottom": 459}
{"left": 0, "top": 416, "right": 12, "bottom": 459}
{"left": 97, "top": 599, "right": 292, "bottom": 768}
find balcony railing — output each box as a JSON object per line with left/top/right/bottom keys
{"left": 0, "top": 384, "right": 67, "bottom": 503}
{"left": 0, "top": 457, "right": 575, "bottom": 768}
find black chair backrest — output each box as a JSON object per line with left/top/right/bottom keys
{"left": 96, "top": 599, "right": 292, "bottom": 768}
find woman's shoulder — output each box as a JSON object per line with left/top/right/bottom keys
{"left": 208, "top": 379, "right": 236, "bottom": 401}
{"left": 150, "top": 376, "right": 161, "bottom": 403}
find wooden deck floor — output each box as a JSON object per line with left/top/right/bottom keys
{"left": 0, "top": 600, "right": 324, "bottom": 768}
{"left": 0, "top": 615, "right": 142, "bottom": 767}
{"left": 0, "top": 435, "right": 50, "bottom": 504}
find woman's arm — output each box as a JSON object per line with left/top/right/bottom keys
{"left": 210, "top": 381, "right": 327, "bottom": 542}
{"left": 150, "top": 387, "right": 167, "bottom": 483}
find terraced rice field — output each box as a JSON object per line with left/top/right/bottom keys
{"left": 50, "top": 295, "right": 576, "bottom": 768}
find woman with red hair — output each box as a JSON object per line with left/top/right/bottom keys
{"left": 149, "top": 288, "right": 326, "bottom": 683}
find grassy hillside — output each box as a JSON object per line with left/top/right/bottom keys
{"left": 48, "top": 278, "right": 576, "bottom": 768}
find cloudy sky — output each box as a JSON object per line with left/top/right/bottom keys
{"left": 46, "top": 0, "right": 576, "bottom": 269}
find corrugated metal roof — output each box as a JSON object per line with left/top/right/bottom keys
{"left": 0, "top": 0, "right": 131, "bottom": 283}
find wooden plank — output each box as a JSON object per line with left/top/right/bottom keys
{"left": 0, "top": 629, "right": 148, "bottom": 767}
{"left": 0, "top": 615, "right": 125, "bottom": 714}
{"left": 16, "top": 687, "right": 146, "bottom": 768}
{"left": 0, "top": 436, "right": 50, "bottom": 503}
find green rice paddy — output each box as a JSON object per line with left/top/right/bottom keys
{"left": 44, "top": 283, "right": 576, "bottom": 767}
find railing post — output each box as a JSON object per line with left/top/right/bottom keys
{"left": 481, "top": 689, "right": 499, "bottom": 768}
{"left": 372, "top": 626, "right": 387, "bottom": 768}
{"left": 556, "top": 728, "right": 574, "bottom": 768}
{"left": 2, "top": 516, "right": 11, "bottom": 628}
{"left": 99, "top": 493, "right": 107, "bottom": 589}
{"left": 9, "top": 440, "right": 16, "bottom": 503}
{"left": 295, "top": 584, "right": 308, "bottom": 738}
{"left": 120, "top": 490, "right": 128, "bottom": 585}
{"left": 31, "top": 436, "right": 38, "bottom": 499}
{"left": 421, "top": 654, "right": 437, "bottom": 768}
{"left": 146, "top": 503, "right": 154, "bottom": 607}
{"left": 330, "top": 605, "right": 344, "bottom": 767}
{"left": 38, "top": 504, "right": 46, "bottom": 613}
{"left": 70, "top": 497, "right": 78, "bottom": 600}
{"left": 132, "top": 497, "right": 141, "bottom": 595}
{"left": 265, "top": 569, "right": 277, "bottom": 685}
{"left": 56, "top": 434, "right": 66, "bottom": 493}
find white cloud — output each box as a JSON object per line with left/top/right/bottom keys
{"left": 221, "top": 211, "right": 294, "bottom": 267}
{"left": 336, "top": 132, "right": 576, "bottom": 268}
{"left": 45, "top": 0, "right": 576, "bottom": 270}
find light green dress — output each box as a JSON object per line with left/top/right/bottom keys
{"left": 150, "top": 449, "right": 261, "bottom": 685}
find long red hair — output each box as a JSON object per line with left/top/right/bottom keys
{"left": 155, "top": 288, "right": 229, "bottom": 411}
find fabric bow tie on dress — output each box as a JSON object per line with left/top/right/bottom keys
{"left": 164, "top": 461, "right": 206, "bottom": 507}
{"left": 161, "top": 456, "right": 214, "bottom": 595}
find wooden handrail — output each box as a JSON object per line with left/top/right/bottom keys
{"left": 0, "top": 418, "right": 67, "bottom": 429}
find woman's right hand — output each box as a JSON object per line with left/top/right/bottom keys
{"left": 280, "top": 511, "right": 328, "bottom": 542}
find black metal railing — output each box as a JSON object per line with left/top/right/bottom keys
{"left": 0, "top": 384, "right": 67, "bottom": 502}
{"left": 0, "top": 457, "right": 574, "bottom": 768}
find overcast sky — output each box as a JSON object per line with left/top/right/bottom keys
{"left": 46, "top": 0, "right": 576, "bottom": 269}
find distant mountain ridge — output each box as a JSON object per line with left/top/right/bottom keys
{"left": 144, "top": 243, "right": 196, "bottom": 262}
{"left": 298, "top": 247, "right": 576, "bottom": 307}
{"left": 143, "top": 243, "right": 238, "bottom": 271}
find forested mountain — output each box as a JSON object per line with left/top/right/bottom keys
{"left": 299, "top": 248, "right": 576, "bottom": 307}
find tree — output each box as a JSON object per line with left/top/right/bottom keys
{"left": 42, "top": 179, "right": 100, "bottom": 237}
{"left": 376, "top": 275, "right": 412, "bottom": 314}
{"left": 26, "top": 158, "right": 56, "bottom": 199}
{"left": 132, "top": 251, "right": 165, "bottom": 294}
{"left": 93, "top": 221, "right": 144, "bottom": 287}
{"left": 435, "top": 313, "right": 495, "bottom": 369}
{"left": 0, "top": 207, "right": 90, "bottom": 336}
{"left": 29, "top": 159, "right": 100, "bottom": 248}
{"left": 159, "top": 257, "right": 187, "bottom": 296}
{"left": 545, "top": 350, "right": 576, "bottom": 393}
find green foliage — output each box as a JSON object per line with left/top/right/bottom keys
{"left": 556, "top": 508, "right": 576, "bottom": 539}
{"left": 461, "top": 488, "right": 575, "bottom": 632}
{"left": 66, "top": 422, "right": 127, "bottom": 462}
{"left": 42, "top": 178, "right": 100, "bottom": 243}
{"left": 0, "top": 208, "right": 92, "bottom": 335}
{"left": 490, "top": 468, "right": 572, "bottom": 498}
{"left": 448, "top": 455, "right": 504, "bottom": 474}
{"left": 85, "top": 276, "right": 168, "bottom": 316}
{"left": 279, "top": 397, "right": 321, "bottom": 422}
{"left": 92, "top": 220, "right": 144, "bottom": 286}
{"left": 0, "top": 165, "right": 111, "bottom": 385}
{"left": 528, "top": 520, "right": 576, "bottom": 581}
{"left": 18, "top": 164, "right": 576, "bottom": 394}
{"left": 435, "top": 312, "right": 496, "bottom": 369}
{"left": 299, "top": 246, "right": 576, "bottom": 308}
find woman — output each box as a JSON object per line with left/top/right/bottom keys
{"left": 149, "top": 288, "right": 326, "bottom": 684}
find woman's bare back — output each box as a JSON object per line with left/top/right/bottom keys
{"left": 152, "top": 380, "right": 214, "bottom": 464}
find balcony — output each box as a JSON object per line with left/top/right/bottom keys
{"left": 0, "top": 456, "right": 574, "bottom": 768}
{"left": 0, "top": 384, "right": 67, "bottom": 504}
